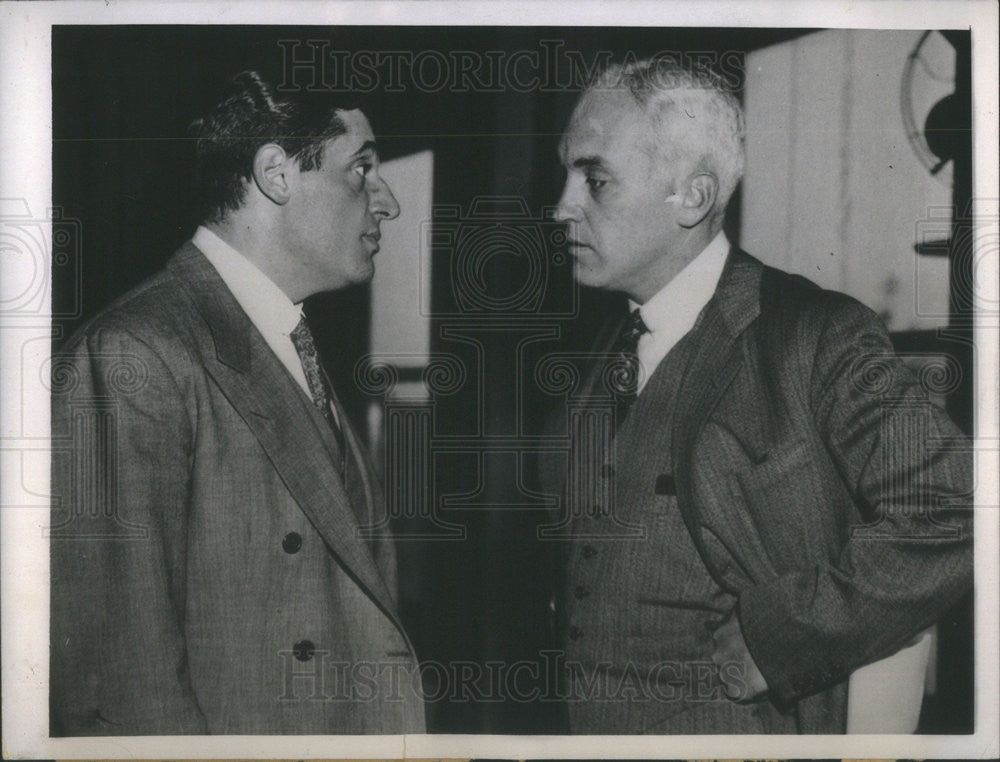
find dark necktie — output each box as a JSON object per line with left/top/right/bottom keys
{"left": 289, "top": 316, "right": 347, "bottom": 470}
{"left": 610, "top": 307, "right": 650, "bottom": 428}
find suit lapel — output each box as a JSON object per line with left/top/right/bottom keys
{"left": 165, "top": 244, "right": 401, "bottom": 626}
{"left": 670, "top": 249, "right": 764, "bottom": 583}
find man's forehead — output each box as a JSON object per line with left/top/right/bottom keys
{"left": 560, "top": 90, "right": 652, "bottom": 164}
{"left": 325, "top": 108, "right": 376, "bottom": 157}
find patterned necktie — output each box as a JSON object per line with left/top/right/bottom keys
{"left": 289, "top": 316, "right": 347, "bottom": 468}
{"left": 610, "top": 307, "right": 650, "bottom": 428}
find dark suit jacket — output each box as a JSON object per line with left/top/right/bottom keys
{"left": 543, "top": 249, "right": 972, "bottom": 733}
{"left": 50, "top": 243, "right": 426, "bottom": 734}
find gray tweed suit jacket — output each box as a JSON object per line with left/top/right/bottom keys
{"left": 50, "top": 242, "right": 426, "bottom": 735}
{"left": 544, "top": 249, "right": 972, "bottom": 733}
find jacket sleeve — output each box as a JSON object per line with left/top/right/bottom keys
{"left": 736, "top": 298, "right": 973, "bottom": 704}
{"left": 50, "top": 323, "right": 209, "bottom": 734}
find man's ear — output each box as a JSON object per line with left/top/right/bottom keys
{"left": 675, "top": 171, "right": 719, "bottom": 229}
{"left": 252, "top": 143, "right": 294, "bottom": 205}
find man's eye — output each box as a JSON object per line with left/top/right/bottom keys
{"left": 585, "top": 177, "right": 607, "bottom": 192}
{"left": 354, "top": 162, "right": 373, "bottom": 178}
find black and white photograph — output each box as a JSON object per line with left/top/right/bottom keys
{"left": 1, "top": 1, "right": 997, "bottom": 759}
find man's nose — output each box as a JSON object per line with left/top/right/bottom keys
{"left": 554, "top": 182, "right": 581, "bottom": 223}
{"left": 371, "top": 176, "right": 400, "bottom": 220}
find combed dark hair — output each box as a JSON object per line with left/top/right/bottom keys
{"left": 188, "top": 71, "right": 357, "bottom": 223}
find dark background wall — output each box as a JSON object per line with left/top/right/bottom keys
{"left": 52, "top": 25, "right": 971, "bottom": 734}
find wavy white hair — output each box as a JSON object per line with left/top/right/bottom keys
{"left": 587, "top": 58, "right": 746, "bottom": 212}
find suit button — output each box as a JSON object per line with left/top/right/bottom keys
{"left": 574, "top": 585, "right": 589, "bottom": 600}
{"left": 601, "top": 463, "right": 615, "bottom": 480}
{"left": 282, "top": 532, "right": 302, "bottom": 554}
{"left": 581, "top": 544, "right": 597, "bottom": 559}
{"left": 293, "top": 639, "right": 315, "bottom": 661}
{"left": 568, "top": 625, "right": 583, "bottom": 641}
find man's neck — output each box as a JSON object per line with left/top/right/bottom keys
{"left": 628, "top": 221, "right": 723, "bottom": 304}
{"left": 205, "top": 216, "right": 305, "bottom": 303}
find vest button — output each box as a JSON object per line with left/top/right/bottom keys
{"left": 282, "top": 532, "right": 302, "bottom": 554}
{"left": 581, "top": 544, "right": 597, "bottom": 559}
{"left": 568, "top": 625, "right": 584, "bottom": 641}
{"left": 293, "top": 639, "right": 315, "bottom": 661}
{"left": 574, "top": 585, "right": 589, "bottom": 600}
{"left": 601, "top": 463, "right": 615, "bottom": 480}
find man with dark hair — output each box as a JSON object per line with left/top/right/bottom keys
{"left": 542, "top": 58, "right": 972, "bottom": 733}
{"left": 50, "top": 71, "right": 424, "bottom": 734}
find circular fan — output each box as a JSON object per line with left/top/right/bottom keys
{"left": 901, "top": 31, "right": 965, "bottom": 187}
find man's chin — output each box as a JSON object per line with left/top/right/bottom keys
{"left": 354, "top": 260, "right": 376, "bottom": 284}
{"left": 572, "top": 263, "right": 610, "bottom": 290}
{"left": 316, "top": 265, "right": 374, "bottom": 293}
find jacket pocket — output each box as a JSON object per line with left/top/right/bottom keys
{"left": 734, "top": 438, "right": 827, "bottom": 571}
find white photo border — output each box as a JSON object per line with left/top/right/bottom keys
{"left": 1, "top": 1, "right": 997, "bottom": 759}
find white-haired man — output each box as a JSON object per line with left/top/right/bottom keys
{"left": 542, "top": 59, "right": 972, "bottom": 733}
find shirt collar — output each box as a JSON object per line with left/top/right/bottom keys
{"left": 629, "top": 230, "right": 730, "bottom": 337}
{"left": 192, "top": 225, "right": 303, "bottom": 337}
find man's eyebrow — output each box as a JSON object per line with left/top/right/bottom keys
{"left": 572, "top": 156, "right": 607, "bottom": 171}
{"left": 351, "top": 140, "right": 378, "bottom": 158}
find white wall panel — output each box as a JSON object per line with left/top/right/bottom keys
{"left": 742, "top": 30, "right": 954, "bottom": 331}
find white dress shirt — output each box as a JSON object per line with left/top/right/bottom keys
{"left": 192, "top": 226, "right": 312, "bottom": 398}
{"left": 629, "top": 230, "right": 730, "bottom": 394}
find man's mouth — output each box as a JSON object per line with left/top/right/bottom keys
{"left": 566, "top": 238, "right": 591, "bottom": 251}
{"left": 362, "top": 232, "right": 381, "bottom": 252}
